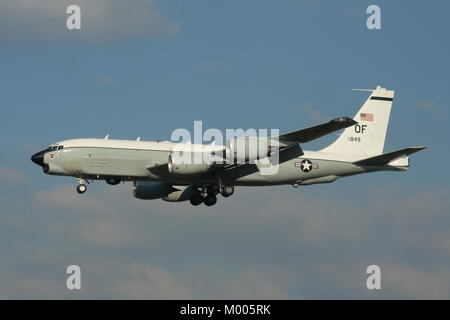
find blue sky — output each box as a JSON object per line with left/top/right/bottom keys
{"left": 0, "top": 0, "right": 449, "bottom": 299}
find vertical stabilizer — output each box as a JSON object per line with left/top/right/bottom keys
{"left": 320, "top": 86, "right": 394, "bottom": 159}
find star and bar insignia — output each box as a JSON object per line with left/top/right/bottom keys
{"left": 295, "top": 159, "right": 318, "bottom": 172}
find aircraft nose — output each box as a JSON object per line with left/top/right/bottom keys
{"left": 31, "top": 151, "right": 45, "bottom": 167}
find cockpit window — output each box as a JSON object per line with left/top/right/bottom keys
{"left": 49, "top": 145, "right": 63, "bottom": 151}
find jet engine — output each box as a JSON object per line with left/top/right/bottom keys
{"left": 133, "top": 181, "right": 175, "bottom": 200}
{"left": 226, "top": 136, "right": 277, "bottom": 163}
{"left": 162, "top": 185, "right": 199, "bottom": 202}
{"left": 133, "top": 182, "right": 200, "bottom": 202}
{"left": 167, "top": 153, "right": 210, "bottom": 176}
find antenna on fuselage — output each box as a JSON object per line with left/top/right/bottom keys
{"left": 351, "top": 86, "right": 383, "bottom": 92}
{"left": 351, "top": 88, "right": 374, "bottom": 92}
{"left": 136, "top": 137, "right": 141, "bottom": 142}
{"left": 104, "top": 134, "right": 109, "bottom": 140}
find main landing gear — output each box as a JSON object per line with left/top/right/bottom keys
{"left": 189, "top": 184, "right": 234, "bottom": 207}
{"left": 204, "top": 194, "right": 217, "bottom": 207}
{"left": 189, "top": 193, "right": 204, "bottom": 206}
{"left": 221, "top": 185, "right": 234, "bottom": 197}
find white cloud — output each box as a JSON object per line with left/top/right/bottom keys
{"left": 0, "top": 211, "right": 26, "bottom": 230}
{"left": 97, "top": 74, "right": 113, "bottom": 85}
{"left": 282, "top": 103, "right": 328, "bottom": 123}
{"left": 79, "top": 216, "right": 154, "bottom": 248}
{"left": 222, "top": 266, "right": 289, "bottom": 299}
{"left": 200, "top": 63, "right": 214, "bottom": 73}
{"left": 0, "top": 0, "right": 180, "bottom": 42}
{"left": 302, "top": 104, "right": 328, "bottom": 122}
{"left": 109, "top": 263, "right": 193, "bottom": 299}
{"left": 32, "top": 185, "right": 107, "bottom": 214}
{"left": 0, "top": 164, "right": 28, "bottom": 184}
{"left": 2, "top": 182, "right": 450, "bottom": 298}
{"left": 383, "top": 264, "right": 450, "bottom": 299}
{"left": 416, "top": 101, "right": 446, "bottom": 117}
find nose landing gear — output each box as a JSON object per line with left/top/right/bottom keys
{"left": 76, "top": 178, "right": 88, "bottom": 194}
{"left": 76, "top": 184, "right": 87, "bottom": 194}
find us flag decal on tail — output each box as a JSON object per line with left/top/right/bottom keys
{"left": 360, "top": 113, "right": 374, "bottom": 122}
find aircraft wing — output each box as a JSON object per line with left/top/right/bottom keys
{"left": 225, "top": 143, "right": 303, "bottom": 179}
{"left": 277, "top": 117, "right": 357, "bottom": 143}
{"left": 353, "top": 146, "right": 426, "bottom": 166}
{"left": 145, "top": 116, "right": 355, "bottom": 180}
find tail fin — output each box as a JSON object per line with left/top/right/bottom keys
{"left": 320, "top": 86, "right": 394, "bottom": 159}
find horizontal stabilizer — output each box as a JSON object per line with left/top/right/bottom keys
{"left": 354, "top": 146, "right": 426, "bottom": 166}
{"left": 278, "top": 117, "right": 357, "bottom": 144}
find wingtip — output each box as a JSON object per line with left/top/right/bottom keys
{"left": 331, "top": 117, "right": 357, "bottom": 126}
{"left": 350, "top": 118, "right": 358, "bottom": 126}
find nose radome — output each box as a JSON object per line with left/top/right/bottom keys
{"left": 31, "top": 151, "right": 44, "bottom": 167}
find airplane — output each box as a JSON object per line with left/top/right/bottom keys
{"left": 31, "top": 86, "right": 425, "bottom": 207}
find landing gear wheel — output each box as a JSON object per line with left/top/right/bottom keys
{"left": 206, "top": 184, "right": 220, "bottom": 196}
{"left": 204, "top": 194, "right": 217, "bottom": 206}
{"left": 76, "top": 184, "right": 87, "bottom": 194}
{"left": 190, "top": 194, "right": 204, "bottom": 206}
{"left": 221, "top": 185, "right": 234, "bottom": 197}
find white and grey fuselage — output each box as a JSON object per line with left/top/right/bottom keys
{"left": 31, "top": 138, "right": 403, "bottom": 187}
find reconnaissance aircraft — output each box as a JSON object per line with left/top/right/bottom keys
{"left": 31, "top": 86, "right": 425, "bottom": 207}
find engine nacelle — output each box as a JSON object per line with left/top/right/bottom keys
{"left": 133, "top": 181, "right": 174, "bottom": 200}
{"left": 168, "top": 153, "right": 210, "bottom": 176}
{"left": 162, "top": 185, "right": 199, "bottom": 202}
{"left": 226, "top": 136, "right": 277, "bottom": 163}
